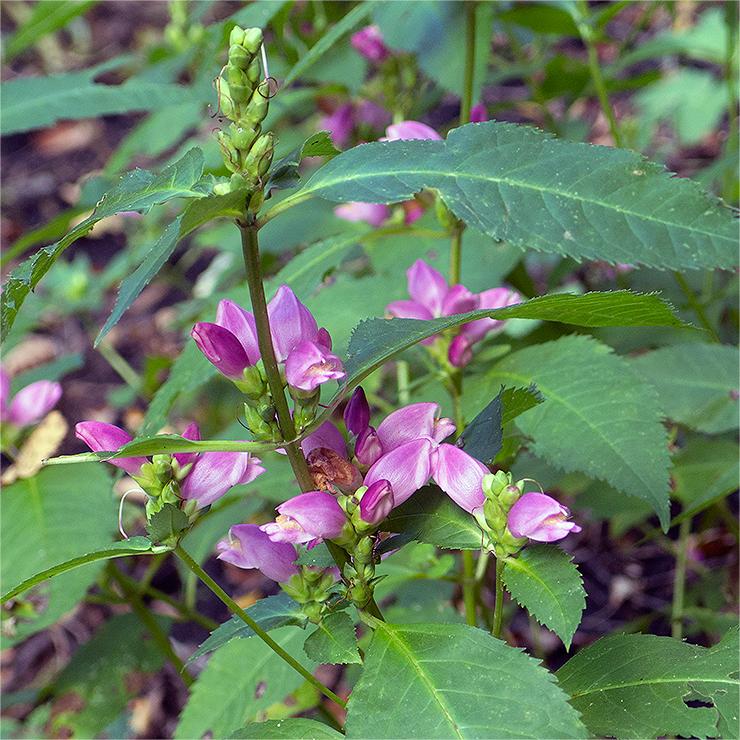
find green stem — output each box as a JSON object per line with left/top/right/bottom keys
{"left": 449, "top": 226, "right": 463, "bottom": 287}
{"left": 723, "top": 0, "right": 739, "bottom": 201}
{"left": 97, "top": 340, "right": 143, "bottom": 394}
{"left": 396, "top": 360, "right": 410, "bottom": 405}
{"left": 175, "top": 544, "right": 347, "bottom": 709}
{"left": 108, "top": 565, "right": 195, "bottom": 688}
{"left": 257, "top": 191, "right": 313, "bottom": 229}
{"left": 491, "top": 557, "right": 506, "bottom": 638}
{"left": 239, "top": 219, "right": 315, "bottom": 491}
{"left": 460, "top": 1, "right": 477, "bottom": 125}
{"left": 461, "top": 550, "right": 477, "bottom": 626}
{"left": 577, "top": 0, "right": 623, "bottom": 148}
{"left": 673, "top": 271, "right": 721, "bottom": 342}
{"left": 671, "top": 518, "right": 691, "bottom": 639}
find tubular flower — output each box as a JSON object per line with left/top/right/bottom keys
{"left": 359, "top": 479, "right": 395, "bottom": 525}
{"left": 350, "top": 25, "right": 390, "bottom": 63}
{"left": 383, "top": 120, "right": 442, "bottom": 141}
{"left": 75, "top": 421, "right": 148, "bottom": 476}
{"left": 1, "top": 368, "right": 62, "bottom": 428}
{"left": 387, "top": 259, "right": 521, "bottom": 367}
{"left": 430, "top": 444, "right": 488, "bottom": 515}
{"left": 261, "top": 491, "right": 347, "bottom": 546}
{"left": 363, "top": 438, "right": 433, "bottom": 507}
{"left": 180, "top": 450, "right": 265, "bottom": 509}
{"left": 507, "top": 492, "right": 582, "bottom": 543}
{"left": 285, "top": 340, "right": 345, "bottom": 392}
{"left": 217, "top": 524, "right": 299, "bottom": 582}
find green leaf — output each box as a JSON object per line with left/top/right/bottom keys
{"left": 267, "top": 131, "right": 340, "bottom": 192}
{"left": 632, "top": 343, "right": 739, "bottom": 434}
{"left": 3, "top": 0, "right": 97, "bottom": 62}
{"left": 49, "top": 614, "right": 167, "bottom": 738}
{"left": 457, "top": 390, "right": 503, "bottom": 464}
{"left": 556, "top": 628, "right": 740, "bottom": 739}
{"left": 501, "top": 384, "right": 546, "bottom": 425}
{"left": 671, "top": 437, "right": 740, "bottom": 523}
{"left": 303, "top": 612, "right": 361, "bottom": 665}
{"left": 1, "top": 60, "right": 200, "bottom": 135}
{"left": 2, "top": 148, "right": 205, "bottom": 340}
{"left": 1, "top": 537, "right": 155, "bottom": 604}
{"left": 503, "top": 545, "right": 586, "bottom": 649}
{"left": 346, "top": 621, "right": 587, "bottom": 738}
{"left": 190, "top": 593, "right": 307, "bottom": 662}
{"left": 283, "top": 2, "right": 376, "bottom": 86}
{"left": 230, "top": 719, "right": 344, "bottom": 738}
{"left": 176, "top": 627, "right": 314, "bottom": 739}
{"left": 146, "top": 503, "right": 190, "bottom": 544}
{"left": 498, "top": 2, "right": 579, "bottom": 35}
{"left": 386, "top": 486, "right": 485, "bottom": 550}
{"left": 468, "top": 335, "right": 672, "bottom": 529}
{"left": 341, "top": 290, "right": 688, "bottom": 387}
{"left": 285, "top": 121, "right": 737, "bottom": 271}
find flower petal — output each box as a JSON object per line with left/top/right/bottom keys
{"left": 431, "top": 443, "right": 487, "bottom": 514}
{"left": 216, "top": 299, "right": 259, "bottom": 363}
{"left": 8, "top": 380, "right": 62, "bottom": 426}
{"left": 191, "top": 322, "right": 252, "bottom": 379}
{"left": 181, "top": 451, "right": 264, "bottom": 509}
{"left": 384, "top": 121, "right": 442, "bottom": 141}
{"left": 285, "top": 340, "right": 345, "bottom": 392}
{"left": 301, "top": 421, "right": 347, "bottom": 458}
{"left": 364, "top": 438, "right": 432, "bottom": 507}
{"left": 376, "top": 402, "right": 440, "bottom": 451}
{"left": 75, "top": 421, "right": 147, "bottom": 476}
{"left": 217, "top": 524, "right": 298, "bottom": 582}
{"left": 334, "top": 202, "right": 390, "bottom": 227}
{"left": 406, "top": 259, "right": 448, "bottom": 316}
{"left": 267, "top": 285, "right": 319, "bottom": 362}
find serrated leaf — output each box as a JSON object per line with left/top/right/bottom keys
{"left": 500, "top": 385, "right": 546, "bottom": 425}
{"left": 176, "top": 628, "right": 314, "bottom": 739}
{"left": 49, "top": 614, "right": 167, "bottom": 738}
{"left": 190, "top": 593, "right": 306, "bottom": 662}
{"left": 2, "top": 148, "right": 205, "bottom": 340}
{"left": 146, "top": 503, "right": 190, "bottom": 544}
{"left": 345, "top": 621, "right": 587, "bottom": 738}
{"left": 1, "top": 60, "right": 200, "bottom": 135}
{"left": 282, "top": 121, "right": 737, "bottom": 270}
{"left": 503, "top": 545, "right": 586, "bottom": 649}
{"left": 386, "top": 486, "right": 485, "bottom": 550}
{"left": 341, "top": 290, "right": 689, "bottom": 386}
{"left": 556, "top": 628, "right": 740, "bottom": 739}
{"left": 267, "top": 131, "right": 340, "bottom": 192}
{"left": 468, "top": 335, "right": 672, "bottom": 529}
{"left": 304, "top": 612, "right": 361, "bottom": 665}
{"left": 230, "top": 719, "right": 344, "bottom": 738}
{"left": 457, "top": 390, "right": 503, "bottom": 464}
{"left": 632, "top": 343, "right": 739, "bottom": 434}
{"left": 283, "top": 2, "right": 376, "bottom": 86}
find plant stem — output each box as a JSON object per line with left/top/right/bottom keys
{"left": 239, "top": 218, "right": 315, "bottom": 491}
{"left": 723, "top": 0, "right": 739, "bottom": 201}
{"left": 671, "top": 518, "right": 691, "bottom": 639}
{"left": 396, "top": 360, "right": 410, "bottom": 405}
{"left": 108, "top": 564, "right": 195, "bottom": 688}
{"left": 175, "top": 544, "right": 347, "bottom": 709}
{"left": 460, "top": 1, "right": 477, "bottom": 125}
{"left": 461, "top": 550, "right": 477, "bottom": 626}
{"left": 449, "top": 226, "right": 463, "bottom": 287}
{"left": 577, "top": 0, "right": 623, "bottom": 148}
{"left": 673, "top": 271, "right": 721, "bottom": 342}
{"left": 491, "top": 557, "right": 506, "bottom": 638}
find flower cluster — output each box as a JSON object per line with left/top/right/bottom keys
{"left": 387, "top": 259, "right": 522, "bottom": 367}
{"left": 191, "top": 285, "right": 345, "bottom": 439}
{"left": 75, "top": 421, "right": 264, "bottom": 516}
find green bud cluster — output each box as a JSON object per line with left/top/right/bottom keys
{"left": 234, "top": 363, "right": 281, "bottom": 442}
{"left": 133, "top": 453, "right": 192, "bottom": 519}
{"left": 213, "top": 26, "right": 275, "bottom": 206}
{"left": 282, "top": 567, "right": 337, "bottom": 624}
{"left": 479, "top": 472, "right": 527, "bottom": 559}
{"left": 289, "top": 386, "right": 320, "bottom": 434}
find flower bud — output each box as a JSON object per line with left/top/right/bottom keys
{"left": 344, "top": 386, "right": 370, "bottom": 436}
{"left": 242, "top": 27, "right": 263, "bottom": 55}
{"left": 235, "top": 364, "right": 267, "bottom": 400}
{"left": 355, "top": 426, "right": 382, "bottom": 467}
{"left": 350, "top": 25, "right": 389, "bottom": 63}
{"left": 507, "top": 492, "right": 582, "bottom": 543}
{"left": 191, "top": 322, "right": 252, "bottom": 379}
{"left": 482, "top": 471, "right": 512, "bottom": 499}
{"left": 228, "top": 43, "right": 252, "bottom": 70}
{"left": 359, "top": 479, "right": 394, "bottom": 525}
{"left": 6, "top": 380, "right": 62, "bottom": 427}
{"left": 229, "top": 26, "right": 246, "bottom": 46}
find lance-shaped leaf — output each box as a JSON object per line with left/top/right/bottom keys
{"left": 303, "top": 611, "right": 361, "bottom": 665}
{"left": 2, "top": 148, "right": 206, "bottom": 340}
{"left": 556, "top": 628, "right": 740, "bottom": 739}
{"left": 503, "top": 545, "right": 586, "bottom": 649}
{"left": 345, "top": 621, "right": 587, "bottom": 738}
{"left": 276, "top": 121, "right": 737, "bottom": 271}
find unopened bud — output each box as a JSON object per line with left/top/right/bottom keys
{"left": 228, "top": 43, "right": 252, "bottom": 70}
{"left": 244, "top": 132, "right": 274, "bottom": 178}
{"left": 229, "top": 26, "right": 246, "bottom": 46}
{"left": 245, "top": 93, "right": 269, "bottom": 127}
{"left": 235, "top": 364, "right": 267, "bottom": 399}
{"left": 231, "top": 123, "right": 260, "bottom": 151}
{"left": 242, "top": 28, "right": 263, "bottom": 55}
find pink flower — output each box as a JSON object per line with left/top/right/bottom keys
{"left": 320, "top": 103, "right": 355, "bottom": 148}
{"left": 301, "top": 420, "right": 347, "bottom": 458}
{"left": 355, "top": 100, "right": 391, "bottom": 130}
{"left": 359, "top": 479, "right": 394, "bottom": 525}
{"left": 180, "top": 450, "right": 265, "bottom": 509}
{"left": 75, "top": 421, "right": 148, "bottom": 476}
{"left": 285, "top": 340, "right": 345, "bottom": 392}
{"left": 1, "top": 377, "right": 62, "bottom": 427}
{"left": 384, "top": 121, "right": 442, "bottom": 141}
{"left": 507, "top": 492, "right": 582, "bottom": 543}
{"left": 430, "top": 444, "right": 488, "bottom": 514}
{"left": 217, "top": 524, "right": 298, "bottom": 582}
{"left": 344, "top": 387, "right": 370, "bottom": 437}
{"left": 469, "top": 103, "right": 488, "bottom": 123}
{"left": 355, "top": 426, "right": 383, "bottom": 467}
{"left": 351, "top": 25, "right": 389, "bottom": 63}
{"left": 267, "top": 285, "right": 320, "bottom": 362}
{"left": 376, "top": 402, "right": 455, "bottom": 451}
{"left": 364, "top": 438, "right": 433, "bottom": 507}
{"left": 191, "top": 322, "right": 253, "bottom": 379}
{"left": 173, "top": 421, "right": 200, "bottom": 468}
{"left": 261, "top": 491, "right": 347, "bottom": 546}
{"left": 334, "top": 202, "right": 390, "bottom": 227}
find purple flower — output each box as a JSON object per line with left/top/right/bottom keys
{"left": 456, "top": 287, "right": 522, "bottom": 346}
{"left": 359, "top": 479, "right": 394, "bottom": 525}
{"left": 75, "top": 421, "right": 148, "bottom": 476}
{"left": 355, "top": 426, "right": 383, "bottom": 467}
{"left": 384, "top": 121, "right": 442, "bottom": 141}
{"left": 320, "top": 103, "right": 355, "bottom": 148}
{"left": 364, "top": 438, "right": 433, "bottom": 507}
{"left": 376, "top": 402, "right": 455, "bottom": 452}
{"left": 469, "top": 103, "right": 488, "bottom": 123}
{"left": 334, "top": 202, "right": 390, "bottom": 227}
{"left": 431, "top": 443, "right": 488, "bottom": 514}
{"left": 301, "top": 421, "right": 347, "bottom": 458}
{"left": 355, "top": 100, "right": 391, "bottom": 130}
{"left": 173, "top": 421, "right": 200, "bottom": 468}
{"left": 261, "top": 491, "right": 347, "bottom": 545}
{"left": 507, "top": 492, "right": 582, "bottom": 543}
{"left": 191, "top": 322, "right": 253, "bottom": 379}
{"left": 344, "top": 387, "right": 371, "bottom": 437}
{"left": 285, "top": 340, "right": 345, "bottom": 392}
{"left": 180, "top": 451, "right": 265, "bottom": 509}
{"left": 351, "top": 25, "right": 389, "bottom": 63}
{"left": 267, "top": 285, "right": 320, "bottom": 362}
{"left": 1, "top": 377, "right": 62, "bottom": 427}
{"left": 217, "top": 523, "right": 298, "bottom": 582}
